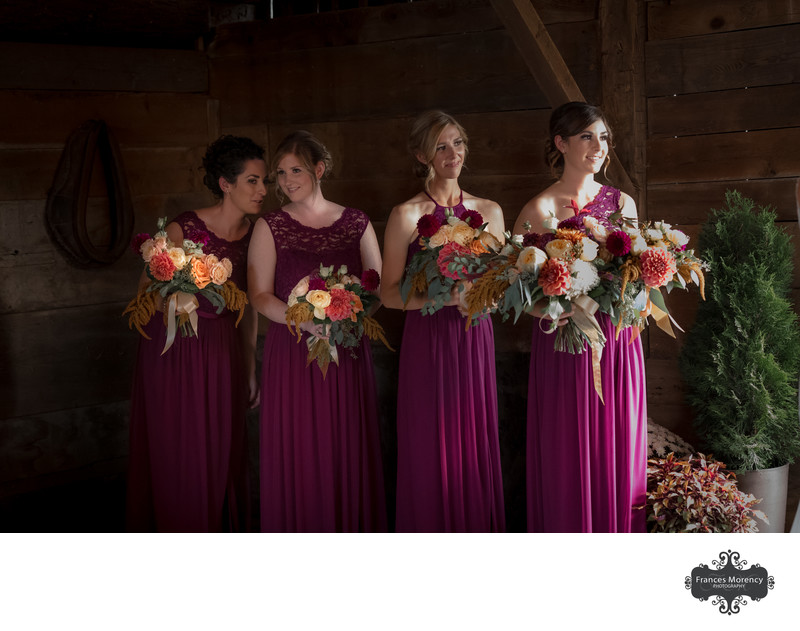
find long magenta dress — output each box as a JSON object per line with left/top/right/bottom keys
{"left": 258, "top": 207, "right": 386, "bottom": 532}
{"left": 526, "top": 185, "right": 648, "bottom": 532}
{"left": 395, "top": 194, "right": 505, "bottom": 532}
{"left": 127, "top": 211, "right": 252, "bottom": 532}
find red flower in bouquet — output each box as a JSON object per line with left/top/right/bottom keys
{"left": 437, "top": 241, "right": 471, "bottom": 280}
{"left": 460, "top": 209, "right": 484, "bottom": 229}
{"left": 417, "top": 214, "right": 442, "bottom": 238}
{"left": 326, "top": 287, "right": 359, "bottom": 322}
{"left": 308, "top": 277, "right": 327, "bottom": 291}
{"left": 640, "top": 247, "right": 678, "bottom": 287}
{"left": 538, "top": 258, "right": 571, "bottom": 296}
{"left": 131, "top": 233, "right": 150, "bottom": 254}
{"left": 149, "top": 251, "right": 176, "bottom": 281}
{"left": 606, "top": 230, "right": 632, "bottom": 257}
{"left": 361, "top": 268, "right": 380, "bottom": 292}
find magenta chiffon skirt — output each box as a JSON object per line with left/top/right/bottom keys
{"left": 127, "top": 311, "right": 249, "bottom": 532}
{"left": 259, "top": 325, "right": 387, "bottom": 532}
{"left": 395, "top": 307, "right": 505, "bottom": 532}
{"left": 526, "top": 313, "right": 647, "bottom": 532}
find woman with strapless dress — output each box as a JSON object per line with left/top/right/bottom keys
{"left": 381, "top": 110, "right": 506, "bottom": 532}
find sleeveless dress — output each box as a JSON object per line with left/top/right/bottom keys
{"left": 395, "top": 193, "right": 506, "bottom": 532}
{"left": 258, "top": 207, "right": 387, "bottom": 532}
{"left": 127, "top": 211, "right": 252, "bottom": 532}
{"left": 526, "top": 185, "right": 647, "bottom": 532}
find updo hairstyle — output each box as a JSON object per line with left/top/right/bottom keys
{"left": 544, "top": 102, "right": 613, "bottom": 178}
{"left": 202, "top": 135, "right": 265, "bottom": 198}
{"left": 407, "top": 110, "right": 469, "bottom": 192}
{"left": 270, "top": 130, "right": 334, "bottom": 203}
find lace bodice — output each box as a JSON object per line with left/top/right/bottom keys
{"left": 263, "top": 207, "right": 369, "bottom": 302}
{"left": 582, "top": 185, "right": 622, "bottom": 226}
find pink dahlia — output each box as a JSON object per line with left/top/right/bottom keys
{"left": 417, "top": 214, "right": 442, "bottom": 238}
{"left": 308, "top": 277, "right": 327, "bottom": 291}
{"left": 437, "top": 241, "right": 471, "bottom": 280}
{"left": 606, "top": 230, "right": 632, "bottom": 257}
{"left": 460, "top": 209, "right": 484, "bottom": 229}
{"left": 538, "top": 258, "right": 571, "bottom": 296}
{"left": 361, "top": 268, "right": 380, "bottom": 292}
{"left": 640, "top": 247, "right": 678, "bottom": 287}
{"left": 149, "top": 251, "right": 176, "bottom": 281}
{"left": 325, "top": 288, "right": 356, "bottom": 322}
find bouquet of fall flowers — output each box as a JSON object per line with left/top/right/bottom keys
{"left": 400, "top": 208, "right": 502, "bottom": 321}
{"left": 123, "top": 217, "right": 247, "bottom": 354}
{"left": 285, "top": 263, "right": 392, "bottom": 376}
{"left": 586, "top": 213, "right": 706, "bottom": 340}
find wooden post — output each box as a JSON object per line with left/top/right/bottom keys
{"left": 489, "top": 0, "right": 636, "bottom": 196}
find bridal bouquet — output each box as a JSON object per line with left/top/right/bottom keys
{"left": 123, "top": 216, "right": 247, "bottom": 354}
{"left": 586, "top": 214, "right": 706, "bottom": 340}
{"left": 285, "top": 263, "right": 392, "bottom": 377}
{"left": 465, "top": 224, "right": 605, "bottom": 351}
{"left": 400, "top": 208, "right": 502, "bottom": 321}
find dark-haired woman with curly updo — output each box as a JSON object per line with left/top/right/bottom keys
{"left": 381, "top": 111, "right": 506, "bottom": 532}
{"left": 513, "top": 102, "right": 646, "bottom": 532}
{"left": 127, "top": 135, "right": 267, "bottom": 532}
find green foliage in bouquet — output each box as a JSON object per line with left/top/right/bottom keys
{"left": 645, "top": 453, "right": 766, "bottom": 532}
{"left": 679, "top": 190, "right": 800, "bottom": 471}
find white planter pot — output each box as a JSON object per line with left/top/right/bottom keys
{"left": 736, "top": 464, "right": 790, "bottom": 533}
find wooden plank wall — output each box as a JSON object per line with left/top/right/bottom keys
{"left": 644, "top": 0, "right": 800, "bottom": 445}
{"left": 0, "top": 42, "right": 215, "bottom": 502}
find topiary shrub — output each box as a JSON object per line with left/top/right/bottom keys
{"left": 679, "top": 190, "right": 800, "bottom": 471}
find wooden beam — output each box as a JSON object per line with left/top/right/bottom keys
{"left": 599, "top": 0, "right": 646, "bottom": 205}
{"left": 489, "top": 0, "right": 635, "bottom": 196}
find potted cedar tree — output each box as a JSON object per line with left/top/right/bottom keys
{"left": 679, "top": 190, "right": 800, "bottom": 532}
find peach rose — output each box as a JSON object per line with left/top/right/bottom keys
{"left": 153, "top": 235, "right": 168, "bottom": 251}
{"left": 450, "top": 222, "right": 475, "bottom": 248}
{"left": 140, "top": 239, "right": 159, "bottom": 262}
{"left": 209, "top": 261, "right": 231, "bottom": 285}
{"left": 479, "top": 230, "right": 503, "bottom": 253}
{"left": 427, "top": 224, "right": 453, "bottom": 248}
{"left": 167, "top": 247, "right": 187, "bottom": 270}
{"left": 583, "top": 217, "right": 609, "bottom": 243}
{"left": 191, "top": 257, "right": 211, "bottom": 289}
{"left": 306, "top": 289, "right": 332, "bottom": 319}
{"left": 544, "top": 238, "right": 572, "bottom": 260}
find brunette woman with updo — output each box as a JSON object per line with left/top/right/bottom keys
{"left": 127, "top": 135, "right": 266, "bottom": 532}
{"left": 381, "top": 111, "right": 506, "bottom": 532}
{"left": 248, "top": 130, "right": 386, "bottom": 532}
{"left": 514, "top": 101, "right": 647, "bottom": 533}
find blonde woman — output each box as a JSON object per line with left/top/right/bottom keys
{"left": 381, "top": 111, "right": 506, "bottom": 532}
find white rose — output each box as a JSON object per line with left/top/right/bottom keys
{"left": 666, "top": 229, "right": 689, "bottom": 247}
{"left": 579, "top": 237, "right": 599, "bottom": 261}
{"left": 542, "top": 216, "right": 559, "bottom": 231}
{"left": 545, "top": 238, "right": 572, "bottom": 260}
{"left": 630, "top": 234, "right": 648, "bottom": 255}
{"left": 515, "top": 246, "right": 548, "bottom": 275}
{"left": 583, "top": 217, "right": 609, "bottom": 244}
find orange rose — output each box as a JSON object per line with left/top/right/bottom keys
{"left": 191, "top": 257, "right": 211, "bottom": 289}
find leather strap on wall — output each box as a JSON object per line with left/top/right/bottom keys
{"left": 45, "top": 119, "right": 134, "bottom": 267}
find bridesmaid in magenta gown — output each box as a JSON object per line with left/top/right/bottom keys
{"left": 514, "top": 102, "right": 647, "bottom": 532}
{"left": 248, "top": 130, "right": 386, "bottom": 532}
{"left": 127, "top": 135, "right": 266, "bottom": 532}
{"left": 382, "top": 111, "right": 506, "bottom": 532}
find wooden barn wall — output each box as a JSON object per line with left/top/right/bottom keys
{"left": 644, "top": 0, "right": 800, "bottom": 447}
{"left": 2, "top": 0, "right": 798, "bottom": 530}
{"left": 208, "top": 0, "right": 600, "bottom": 529}
{"left": 0, "top": 42, "right": 217, "bottom": 510}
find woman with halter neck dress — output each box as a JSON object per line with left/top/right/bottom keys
{"left": 514, "top": 102, "right": 647, "bottom": 533}
{"left": 381, "top": 111, "right": 506, "bottom": 532}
